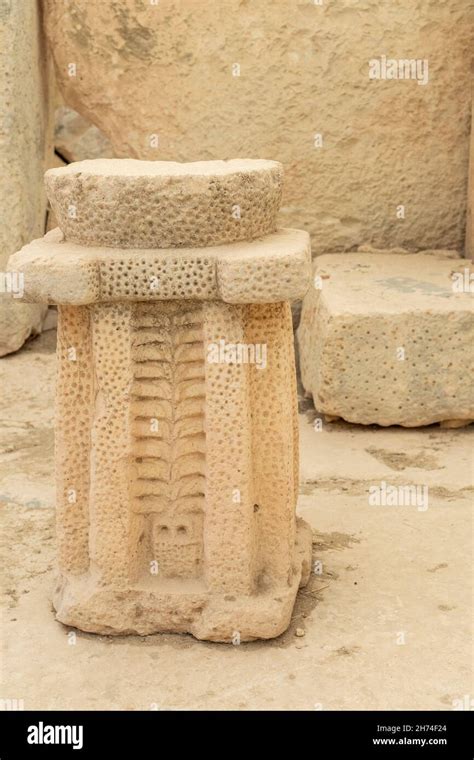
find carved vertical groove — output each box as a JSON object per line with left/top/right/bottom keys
{"left": 130, "top": 302, "right": 205, "bottom": 579}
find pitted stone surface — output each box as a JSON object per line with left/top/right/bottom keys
{"left": 9, "top": 227, "right": 311, "bottom": 305}
{"left": 9, "top": 157, "right": 312, "bottom": 641}
{"left": 45, "top": 159, "right": 282, "bottom": 249}
{"left": 51, "top": 298, "right": 311, "bottom": 640}
{"left": 297, "top": 253, "right": 474, "bottom": 427}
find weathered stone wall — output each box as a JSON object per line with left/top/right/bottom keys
{"left": 467, "top": 99, "right": 474, "bottom": 259}
{"left": 44, "top": 0, "right": 472, "bottom": 254}
{"left": 0, "top": 0, "right": 54, "bottom": 355}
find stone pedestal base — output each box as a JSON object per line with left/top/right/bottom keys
{"left": 9, "top": 159, "right": 313, "bottom": 642}
{"left": 53, "top": 519, "right": 312, "bottom": 641}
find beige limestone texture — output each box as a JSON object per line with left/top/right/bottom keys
{"left": 356, "top": 244, "right": 462, "bottom": 260}
{"left": 297, "top": 253, "right": 474, "bottom": 427}
{"left": 9, "top": 158, "right": 311, "bottom": 641}
{"left": 45, "top": 158, "right": 283, "bottom": 248}
{"left": 44, "top": 0, "right": 473, "bottom": 254}
{"left": 467, "top": 97, "right": 474, "bottom": 260}
{"left": 0, "top": 0, "right": 54, "bottom": 355}
{"left": 291, "top": 245, "right": 464, "bottom": 329}
{"left": 9, "top": 227, "right": 311, "bottom": 306}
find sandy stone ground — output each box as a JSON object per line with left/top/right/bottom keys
{"left": 0, "top": 330, "right": 472, "bottom": 711}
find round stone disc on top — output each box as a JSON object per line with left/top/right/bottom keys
{"left": 45, "top": 158, "right": 283, "bottom": 249}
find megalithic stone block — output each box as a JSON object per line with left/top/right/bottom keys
{"left": 297, "top": 252, "right": 474, "bottom": 427}
{"left": 8, "top": 159, "right": 313, "bottom": 641}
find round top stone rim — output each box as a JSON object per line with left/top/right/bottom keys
{"left": 45, "top": 157, "right": 282, "bottom": 180}
{"left": 44, "top": 157, "right": 283, "bottom": 249}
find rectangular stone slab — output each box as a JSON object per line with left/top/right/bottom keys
{"left": 8, "top": 227, "right": 311, "bottom": 305}
{"left": 297, "top": 253, "right": 474, "bottom": 426}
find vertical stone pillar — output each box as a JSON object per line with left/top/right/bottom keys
{"left": 247, "top": 302, "right": 299, "bottom": 587}
{"left": 88, "top": 303, "right": 134, "bottom": 586}
{"left": 55, "top": 306, "right": 92, "bottom": 575}
{"left": 203, "top": 302, "right": 257, "bottom": 596}
{"left": 0, "top": 0, "right": 53, "bottom": 355}
{"left": 9, "top": 158, "right": 313, "bottom": 641}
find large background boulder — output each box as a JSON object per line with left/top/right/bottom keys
{"left": 44, "top": 0, "right": 472, "bottom": 254}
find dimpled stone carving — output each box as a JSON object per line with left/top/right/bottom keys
{"left": 45, "top": 158, "right": 282, "bottom": 249}
{"left": 8, "top": 158, "right": 312, "bottom": 641}
{"left": 11, "top": 227, "right": 311, "bottom": 306}
{"left": 297, "top": 253, "right": 474, "bottom": 427}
